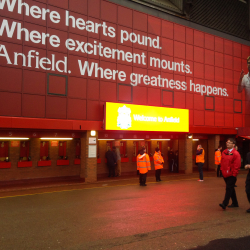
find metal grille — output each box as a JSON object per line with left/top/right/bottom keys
{"left": 189, "top": 0, "right": 249, "bottom": 40}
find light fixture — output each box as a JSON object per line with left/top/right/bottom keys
{"left": 98, "top": 139, "right": 115, "bottom": 140}
{"left": 40, "top": 138, "right": 73, "bottom": 140}
{"left": 122, "top": 139, "right": 144, "bottom": 140}
{"left": 192, "top": 139, "right": 199, "bottom": 141}
{"left": 150, "top": 139, "right": 171, "bottom": 141}
{"left": 90, "top": 130, "right": 96, "bottom": 136}
{"left": 187, "top": 133, "right": 193, "bottom": 139}
{"left": 0, "top": 137, "right": 29, "bottom": 140}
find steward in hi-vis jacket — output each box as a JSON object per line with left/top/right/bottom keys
{"left": 196, "top": 145, "right": 205, "bottom": 181}
{"left": 153, "top": 147, "right": 164, "bottom": 182}
{"left": 215, "top": 146, "right": 222, "bottom": 177}
{"left": 137, "top": 148, "right": 151, "bottom": 186}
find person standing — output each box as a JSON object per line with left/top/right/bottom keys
{"left": 215, "top": 146, "right": 222, "bottom": 177}
{"left": 153, "top": 147, "right": 164, "bottom": 182}
{"left": 244, "top": 152, "right": 250, "bottom": 213}
{"left": 137, "top": 148, "right": 151, "bottom": 186}
{"left": 115, "top": 147, "right": 121, "bottom": 177}
{"left": 168, "top": 148, "right": 174, "bottom": 172}
{"left": 105, "top": 147, "right": 117, "bottom": 177}
{"left": 219, "top": 138, "right": 241, "bottom": 210}
{"left": 196, "top": 144, "right": 205, "bottom": 181}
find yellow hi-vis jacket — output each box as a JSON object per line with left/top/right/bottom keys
{"left": 215, "top": 150, "right": 221, "bottom": 165}
{"left": 137, "top": 153, "right": 151, "bottom": 174}
{"left": 153, "top": 151, "right": 164, "bottom": 170}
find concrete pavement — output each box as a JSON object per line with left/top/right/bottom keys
{"left": 0, "top": 171, "right": 250, "bottom": 249}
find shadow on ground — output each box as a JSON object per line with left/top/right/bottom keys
{"left": 190, "top": 236, "right": 250, "bottom": 249}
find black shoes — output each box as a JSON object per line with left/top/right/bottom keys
{"left": 219, "top": 203, "right": 226, "bottom": 210}
{"left": 246, "top": 208, "right": 250, "bottom": 213}
{"left": 228, "top": 204, "right": 239, "bottom": 208}
{"left": 140, "top": 184, "right": 147, "bottom": 186}
{"left": 156, "top": 180, "right": 160, "bottom": 182}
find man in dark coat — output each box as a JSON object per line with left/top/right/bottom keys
{"left": 168, "top": 148, "right": 175, "bottom": 172}
{"left": 105, "top": 146, "right": 117, "bottom": 177}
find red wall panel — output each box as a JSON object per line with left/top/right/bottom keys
{"left": 147, "top": 88, "right": 161, "bottom": 106}
{"left": 193, "top": 30, "right": 204, "bottom": 48}
{"left": 68, "top": 77, "right": 87, "bottom": 99}
{"left": 118, "top": 6, "right": 132, "bottom": 28}
{"left": 0, "top": 92, "right": 21, "bottom": 116}
{"left": 162, "top": 20, "right": 173, "bottom": 39}
{"left": 0, "top": 66, "right": 22, "bottom": 92}
{"left": 205, "top": 34, "right": 214, "bottom": 51}
{"left": 133, "top": 11, "right": 147, "bottom": 32}
{"left": 69, "top": 0, "right": 88, "bottom": 15}
{"left": 67, "top": 99, "right": 86, "bottom": 120}
{"left": 133, "top": 86, "right": 147, "bottom": 105}
{"left": 100, "top": 81, "right": 116, "bottom": 102}
{"left": 22, "top": 94, "right": 45, "bottom": 118}
{"left": 87, "top": 79, "right": 99, "bottom": 100}
{"left": 174, "top": 24, "right": 185, "bottom": 43}
{"left": 23, "top": 70, "right": 46, "bottom": 95}
{"left": 205, "top": 111, "right": 214, "bottom": 126}
{"left": 215, "top": 37, "right": 224, "bottom": 53}
{"left": 46, "top": 96, "right": 67, "bottom": 119}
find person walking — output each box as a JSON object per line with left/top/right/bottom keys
{"left": 196, "top": 144, "right": 205, "bottom": 181}
{"left": 219, "top": 138, "right": 241, "bottom": 210}
{"left": 215, "top": 146, "right": 222, "bottom": 177}
{"left": 105, "top": 147, "right": 117, "bottom": 177}
{"left": 244, "top": 152, "right": 250, "bottom": 213}
{"left": 137, "top": 148, "right": 151, "bottom": 186}
{"left": 153, "top": 147, "right": 164, "bottom": 182}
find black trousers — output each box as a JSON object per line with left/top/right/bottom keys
{"left": 198, "top": 162, "right": 204, "bottom": 180}
{"left": 217, "top": 164, "right": 222, "bottom": 177}
{"left": 108, "top": 164, "right": 115, "bottom": 177}
{"left": 223, "top": 176, "right": 238, "bottom": 206}
{"left": 155, "top": 169, "right": 161, "bottom": 181}
{"left": 245, "top": 173, "right": 250, "bottom": 203}
{"left": 139, "top": 173, "right": 147, "bottom": 185}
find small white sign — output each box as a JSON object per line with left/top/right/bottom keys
{"left": 88, "top": 145, "right": 97, "bottom": 158}
{"left": 89, "top": 137, "right": 96, "bottom": 144}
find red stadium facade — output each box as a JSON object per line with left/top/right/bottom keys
{"left": 0, "top": 0, "right": 248, "bottom": 183}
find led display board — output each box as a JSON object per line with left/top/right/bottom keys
{"left": 105, "top": 102, "right": 189, "bottom": 132}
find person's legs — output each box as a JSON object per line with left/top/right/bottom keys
{"left": 139, "top": 173, "right": 142, "bottom": 185}
{"left": 216, "top": 165, "right": 220, "bottom": 177}
{"left": 159, "top": 169, "right": 162, "bottom": 181}
{"left": 108, "top": 164, "right": 112, "bottom": 177}
{"left": 144, "top": 173, "right": 147, "bottom": 185}
{"left": 223, "top": 176, "right": 237, "bottom": 206}
{"left": 117, "top": 160, "right": 121, "bottom": 176}
{"left": 245, "top": 176, "right": 250, "bottom": 203}
{"left": 198, "top": 163, "right": 204, "bottom": 180}
{"left": 111, "top": 165, "right": 115, "bottom": 177}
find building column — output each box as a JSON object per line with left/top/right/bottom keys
{"left": 208, "top": 135, "right": 220, "bottom": 171}
{"left": 179, "top": 135, "right": 193, "bottom": 174}
{"left": 80, "top": 131, "right": 98, "bottom": 183}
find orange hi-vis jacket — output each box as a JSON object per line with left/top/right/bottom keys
{"left": 137, "top": 153, "right": 151, "bottom": 174}
{"left": 215, "top": 150, "right": 221, "bottom": 165}
{"left": 196, "top": 148, "right": 205, "bottom": 163}
{"left": 153, "top": 151, "right": 164, "bottom": 170}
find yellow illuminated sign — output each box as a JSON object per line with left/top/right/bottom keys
{"left": 105, "top": 102, "right": 189, "bottom": 132}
